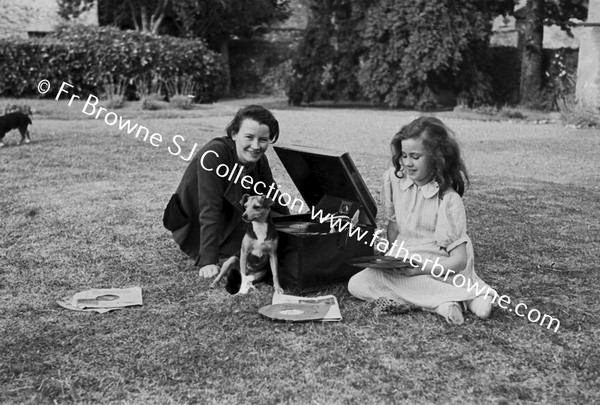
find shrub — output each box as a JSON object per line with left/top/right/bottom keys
{"left": 540, "top": 48, "right": 578, "bottom": 111}
{"left": 0, "top": 38, "right": 81, "bottom": 97}
{"left": 557, "top": 96, "right": 600, "bottom": 128}
{"left": 0, "top": 24, "right": 227, "bottom": 102}
{"left": 288, "top": 1, "right": 366, "bottom": 105}
{"left": 101, "top": 74, "right": 126, "bottom": 109}
{"left": 169, "top": 95, "right": 194, "bottom": 110}
{"left": 489, "top": 46, "right": 521, "bottom": 106}
{"left": 488, "top": 47, "right": 579, "bottom": 110}
{"left": 261, "top": 59, "right": 293, "bottom": 97}
{"left": 358, "top": 0, "right": 494, "bottom": 109}
{"left": 141, "top": 94, "right": 167, "bottom": 110}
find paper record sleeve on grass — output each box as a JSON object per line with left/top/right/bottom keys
{"left": 57, "top": 287, "right": 143, "bottom": 313}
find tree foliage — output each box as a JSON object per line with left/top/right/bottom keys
{"left": 58, "top": 0, "right": 173, "bottom": 34}
{"left": 359, "top": 0, "right": 498, "bottom": 108}
{"left": 170, "top": 0, "right": 289, "bottom": 95}
{"left": 171, "top": 0, "right": 289, "bottom": 47}
{"left": 57, "top": 0, "right": 95, "bottom": 20}
{"left": 518, "top": 0, "right": 588, "bottom": 107}
{"left": 58, "top": 0, "right": 290, "bottom": 95}
{"left": 60, "top": 0, "right": 289, "bottom": 39}
{"left": 288, "top": 0, "right": 372, "bottom": 105}
{"left": 290, "top": 0, "right": 514, "bottom": 108}
{"left": 544, "top": 0, "right": 588, "bottom": 31}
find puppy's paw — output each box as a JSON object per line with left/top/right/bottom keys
{"left": 236, "top": 280, "right": 253, "bottom": 295}
{"left": 273, "top": 286, "right": 284, "bottom": 295}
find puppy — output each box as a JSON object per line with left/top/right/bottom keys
{"left": 211, "top": 194, "right": 283, "bottom": 295}
{"left": 0, "top": 112, "right": 32, "bottom": 147}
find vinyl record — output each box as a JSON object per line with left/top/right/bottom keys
{"left": 275, "top": 221, "right": 311, "bottom": 229}
{"left": 258, "top": 303, "right": 331, "bottom": 322}
{"left": 348, "top": 256, "right": 415, "bottom": 269}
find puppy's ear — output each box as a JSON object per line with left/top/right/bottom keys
{"left": 240, "top": 194, "right": 250, "bottom": 207}
{"left": 261, "top": 196, "right": 275, "bottom": 208}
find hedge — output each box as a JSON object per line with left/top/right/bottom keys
{"left": 0, "top": 24, "right": 227, "bottom": 102}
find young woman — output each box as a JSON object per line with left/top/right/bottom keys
{"left": 163, "top": 105, "right": 289, "bottom": 278}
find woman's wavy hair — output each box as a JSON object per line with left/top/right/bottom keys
{"left": 226, "top": 105, "right": 280, "bottom": 143}
{"left": 391, "top": 116, "right": 469, "bottom": 196}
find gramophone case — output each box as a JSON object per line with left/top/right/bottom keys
{"left": 273, "top": 145, "right": 378, "bottom": 292}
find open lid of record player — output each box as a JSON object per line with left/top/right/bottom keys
{"left": 273, "top": 144, "right": 377, "bottom": 226}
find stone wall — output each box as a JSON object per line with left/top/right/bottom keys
{"left": 576, "top": 0, "right": 600, "bottom": 109}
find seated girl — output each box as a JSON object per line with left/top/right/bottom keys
{"left": 348, "top": 116, "right": 495, "bottom": 325}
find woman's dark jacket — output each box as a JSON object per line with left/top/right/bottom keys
{"left": 163, "top": 136, "right": 288, "bottom": 267}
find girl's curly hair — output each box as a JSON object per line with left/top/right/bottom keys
{"left": 391, "top": 116, "right": 469, "bottom": 196}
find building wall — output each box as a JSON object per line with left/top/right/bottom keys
{"left": 491, "top": 14, "right": 583, "bottom": 49}
{"left": 0, "top": 0, "right": 97, "bottom": 38}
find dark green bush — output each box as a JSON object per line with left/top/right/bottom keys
{"left": 358, "top": 0, "right": 493, "bottom": 109}
{"left": 540, "top": 48, "right": 578, "bottom": 110}
{"left": 288, "top": 0, "right": 367, "bottom": 105}
{"left": 489, "top": 46, "right": 521, "bottom": 106}
{"left": 229, "top": 38, "right": 297, "bottom": 96}
{"left": 0, "top": 24, "right": 227, "bottom": 102}
{"left": 0, "top": 38, "right": 82, "bottom": 97}
{"left": 488, "top": 46, "right": 578, "bottom": 110}
{"left": 289, "top": 0, "right": 497, "bottom": 109}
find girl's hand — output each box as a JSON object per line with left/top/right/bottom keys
{"left": 372, "top": 229, "right": 389, "bottom": 256}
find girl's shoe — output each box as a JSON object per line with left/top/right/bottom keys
{"left": 436, "top": 302, "right": 464, "bottom": 325}
{"left": 467, "top": 294, "right": 494, "bottom": 319}
{"left": 368, "top": 297, "right": 415, "bottom": 316}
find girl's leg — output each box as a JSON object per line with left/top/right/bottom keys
{"left": 348, "top": 268, "right": 385, "bottom": 301}
{"left": 349, "top": 269, "right": 417, "bottom": 315}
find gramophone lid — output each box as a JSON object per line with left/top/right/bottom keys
{"left": 273, "top": 144, "right": 377, "bottom": 227}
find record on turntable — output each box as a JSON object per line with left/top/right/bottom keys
{"left": 348, "top": 255, "right": 415, "bottom": 269}
{"left": 275, "top": 221, "right": 327, "bottom": 234}
{"left": 258, "top": 303, "right": 332, "bottom": 322}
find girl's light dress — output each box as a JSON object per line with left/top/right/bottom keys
{"left": 348, "top": 167, "right": 495, "bottom": 309}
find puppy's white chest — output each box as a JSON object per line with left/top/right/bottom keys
{"left": 252, "top": 222, "right": 268, "bottom": 242}
{"left": 250, "top": 223, "right": 270, "bottom": 256}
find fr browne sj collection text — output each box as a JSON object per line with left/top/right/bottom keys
{"left": 42, "top": 80, "right": 199, "bottom": 161}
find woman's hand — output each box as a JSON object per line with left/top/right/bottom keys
{"left": 199, "top": 264, "right": 220, "bottom": 278}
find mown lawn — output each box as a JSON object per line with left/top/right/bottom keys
{"left": 1, "top": 97, "right": 599, "bottom": 404}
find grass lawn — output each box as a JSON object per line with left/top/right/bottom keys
{"left": 1, "top": 96, "right": 599, "bottom": 404}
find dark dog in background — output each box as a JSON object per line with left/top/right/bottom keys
{"left": 0, "top": 111, "right": 32, "bottom": 147}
